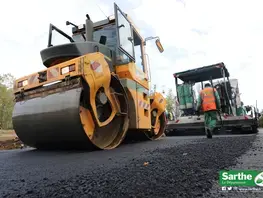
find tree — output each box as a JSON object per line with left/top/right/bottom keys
{"left": 0, "top": 73, "right": 15, "bottom": 89}
{"left": 258, "top": 109, "right": 263, "bottom": 128}
{"left": 166, "top": 89, "right": 175, "bottom": 114}
{"left": 0, "top": 73, "right": 15, "bottom": 129}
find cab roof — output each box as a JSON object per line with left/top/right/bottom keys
{"left": 173, "top": 62, "right": 230, "bottom": 83}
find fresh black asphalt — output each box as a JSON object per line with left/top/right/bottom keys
{"left": 0, "top": 131, "right": 262, "bottom": 198}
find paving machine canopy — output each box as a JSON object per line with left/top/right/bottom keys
{"left": 173, "top": 62, "right": 234, "bottom": 116}
{"left": 173, "top": 62, "right": 230, "bottom": 83}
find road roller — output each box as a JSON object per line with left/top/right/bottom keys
{"left": 12, "top": 3, "right": 167, "bottom": 150}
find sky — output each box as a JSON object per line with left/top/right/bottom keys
{"left": 0, "top": 0, "right": 261, "bottom": 109}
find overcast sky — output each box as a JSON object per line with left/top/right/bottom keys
{"left": 0, "top": 0, "right": 261, "bottom": 109}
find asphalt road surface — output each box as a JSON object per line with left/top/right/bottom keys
{"left": 1, "top": 130, "right": 263, "bottom": 198}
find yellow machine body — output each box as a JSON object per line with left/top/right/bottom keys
{"left": 12, "top": 3, "right": 166, "bottom": 150}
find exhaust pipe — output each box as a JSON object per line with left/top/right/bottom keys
{"left": 85, "top": 14, "right": 94, "bottom": 42}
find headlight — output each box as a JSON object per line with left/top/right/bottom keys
{"left": 78, "top": 24, "right": 84, "bottom": 29}
{"left": 61, "top": 64, "right": 75, "bottom": 75}
{"left": 17, "top": 80, "right": 28, "bottom": 88}
{"left": 108, "top": 15, "right": 115, "bottom": 20}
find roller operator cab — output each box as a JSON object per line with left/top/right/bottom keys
{"left": 165, "top": 62, "right": 259, "bottom": 136}
{"left": 12, "top": 3, "right": 167, "bottom": 150}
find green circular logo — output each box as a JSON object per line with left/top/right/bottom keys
{"left": 254, "top": 172, "right": 263, "bottom": 187}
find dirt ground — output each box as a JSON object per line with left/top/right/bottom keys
{"left": 0, "top": 130, "right": 24, "bottom": 150}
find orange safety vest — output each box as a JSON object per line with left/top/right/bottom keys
{"left": 200, "top": 87, "right": 217, "bottom": 111}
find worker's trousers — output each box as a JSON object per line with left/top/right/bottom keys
{"left": 204, "top": 110, "right": 218, "bottom": 132}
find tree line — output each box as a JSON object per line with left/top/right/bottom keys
{"left": 0, "top": 73, "right": 15, "bottom": 129}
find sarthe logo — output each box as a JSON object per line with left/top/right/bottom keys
{"left": 254, "top": 172, "right": 263, "bottom": 187}
{"left": 219, "top": 170, "right": 263, "bottom": 187}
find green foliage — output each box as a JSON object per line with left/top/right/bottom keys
{"left": 258, "top": 110, "right": 263, "bottom": 128}
{"left": 0, "top": 73, "right": 15, "bottom": 129}
{"left": 0, "top": 73, "right": 15, "bottom": 89}
{"left": 166, "top": 89, "right": 175, "bottom": 114}
{"left": 150, "top": 85, "right": 175, "bottom": 114}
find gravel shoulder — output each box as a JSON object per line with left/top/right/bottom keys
{"left": 0, "top": 132, "right": 260, "bottom": 198}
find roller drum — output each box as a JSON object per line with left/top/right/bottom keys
{"left": 12, "top": 88, "right": 96, "bottom": 149}
{"left": 12, "top": 79, "right": 129, "bottom": 150}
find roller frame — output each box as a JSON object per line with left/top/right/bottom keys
{"left": 12, "top": 53, "right": 130, "bottom": 150}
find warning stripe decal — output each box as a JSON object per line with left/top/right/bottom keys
{"left": 28, "top": 74, "right": 38, "bottom": 85}
{"left": 138, "top": 100, "right": 150, "bottom": 109}
{"left": 139, "top": 100, "right": 143, "bottom": 107}
{"left": 47, "top": 67, "right": 59, "bottom": 79}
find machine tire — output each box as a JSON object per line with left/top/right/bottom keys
{"left": 145, "top": 112, "right": 166, "bottom": 140}
{"left": 251, "top": 125, "right": 258, "bottom": 134}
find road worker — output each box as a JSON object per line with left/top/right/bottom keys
{"left": 237, "top": 101, "right": 247, "bottom": 116}
{"left": 196, "top": 83, "right": 221, "bottom": 138}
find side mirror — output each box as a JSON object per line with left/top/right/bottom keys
{"left": 155, "top": 39, "right": 164, "bottom": 53}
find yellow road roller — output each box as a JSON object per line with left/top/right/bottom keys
{"left": 12, "top": 3, "right": 167, "bottom": 150}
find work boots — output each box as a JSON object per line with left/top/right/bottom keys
{"left": 205, "top": 128, "right": 213, "bottom": 139}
